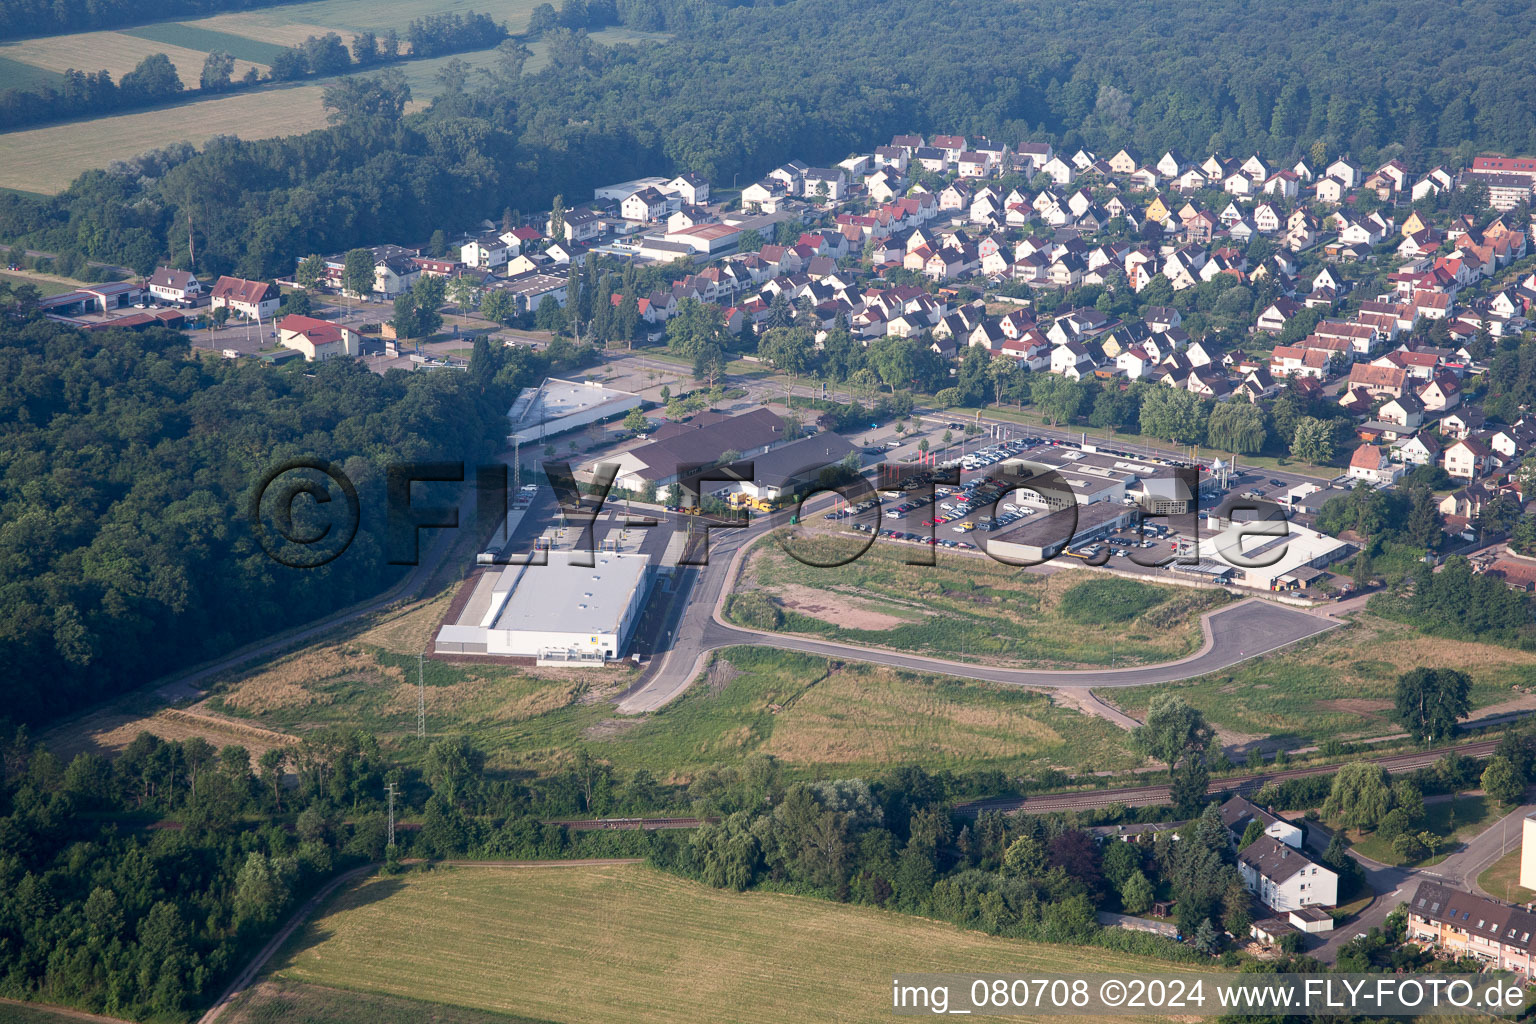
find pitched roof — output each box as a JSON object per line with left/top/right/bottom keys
{"left": 211, "top": 276, "right": 279, "bottom": 307}
{"left": 1238, "top": 834, "right": 1325, "bottom": 884}
{"left": 1409, "top": 880, "right": 1536, "bottom": 951}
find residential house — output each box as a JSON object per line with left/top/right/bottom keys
{"left": 1396, "top": 433, "right": 1441, "bottom": 467}
{"left": 1219, "top": 796, "right": 1303, "bottom": 850}
{"left": 209, "top": 276, "right": 280, "bottom": 320}
{"left": 461, "top": 232, "right": 512, "bottom": 270}
{"left": 1237, "top": 835, "right": 1339, "bottom": 912}
{"left": 665, "top": 172, "right": 710, "bottom": 206}
{"left": 1406, "top": 880, "right": 1536, "bottom": 974}
{"left": 147, "top": 267, "right": 203, "bottom": 305}
{"left": 621, "top": 187, "right": 670, "bottom": 223}
{"left": 277, "top": 314, "right": 359, "bottom": 361}
{"left": 1444, "top": 437, "right": 1493, "bottom": 480}
{"left": 803, "top": 167, "right": 848, "bottom": 202}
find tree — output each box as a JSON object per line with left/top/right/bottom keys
{"left": 623, "top": 407, "right": 648, "bottom": 433}
{"left": 1139, "top": 388, "right": 1207, "bottom": 444}
{"left": 296, "top": 254, "right": 326, "bottom": 291}
{"left": 322, "top": 70, "right": 411, "bottom": 129}
{"left": 198, "top": 50, "right": 235, "bottom": 92}
{"left": 1170, "top": 755, "right": 1210, "bottom": 819}
{"left": 1238, "top": 820, "right": 1265, "bottom": 849}
{"left": 233, "top": 851, "right": 288, "bottom": 926}
{"left": 1205, "top": 401, "right": 1267, "bottom": 454}
{"left": 693, "top": 341, "right": 727, "bottom": 387}
{"left": 535, "top": 294, "right": 566, "bottom": 332}
{"left": 480, "top": 289, "right": 515, "bottom": 325}
{"left": 1119, "top": 869, "right": 1155, "bottom": 914}
{"left": 341, "top": 248, "right": 375, "bottom": 301}
{"left": 1192, "top": 918, "right": 1222, "bottom": 955}
{"left": 118, "top": 53, "right": 183, "bottom": 103}
{"left": 550, "top": 194, "right": 565, "bottom": 240}
{"left": 351, "top": 30, "right": 379, "bottom": 64}
{"left": 1323, "top": 762, "right": 1393, "bottom": 830}
{"left": 1394, "top": 668, "right": 1471, "bottom": 745}
{"left": 1290, "top": 416, "right": 1337, "bottom": 464}
{"left": 449, "top": 275, "right": 477, "bottom": 323}
{"left": 1483, "top": 755, "right": 1525, "bottom": 807}
{"left": 1132, "top": 694, "right": 1214, "bottom": 773}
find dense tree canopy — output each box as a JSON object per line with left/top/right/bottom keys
{"left": 0, "top": 317, "right": 549, "bottom": 724}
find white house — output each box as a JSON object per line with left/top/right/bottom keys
{"left": 147, "top": 266, "right": 204, "bottom": 305}
{"left": 1237, "top": 835, "right": 1339, "bottom": 912}
{"left": 209, "top": 276, "right": 281, "bottom": 320}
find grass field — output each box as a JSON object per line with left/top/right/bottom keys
{"left": 0, "top": 82, "right": 331, "bottom": 193}
{"left": 0, "top": 54, "right": 62, "bottom": 92}
{"left": 267, "top": 864, "right": 1193, "bottom": 1024}
{"left": 1477, "top": 847, "right": 1536, "bottom": 905}
{"left": 225, "top": 981, "right": 547, "bottom": 1024}
{"left": 0, "top": 271, "right": 90, "bottom": 296}
{"left": 0, "top": 1003, "right": 124, "bottom": 1024}
{"left": 1098, "top": 613, "right": 1536, "bottom": 755}
{"left": 0, "top": 30, "right": 265, "bottom": 85}
{"left": 1348, "top": 794, "right": 1498, "bottom": 867}
{"left": 121, "top": 23, "right": 290, "bottom": 66}
{"left": 194, "top": 590, "right": 1141, "bottom": 779}
{"left": 731, "top": 538, "right": 1227, "bottom": 668}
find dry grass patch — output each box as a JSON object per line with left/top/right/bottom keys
{"left": 772, "top": 582, "right": 921, "bottom": 631}
{"left": 270, "top": 864, "right": 1191, "bottom": 1024}
{"left": 49, "top": 706, "right": 297, "bottom": 762}
{"left": 218, "top": 644, "right": 401, "bottom": 713}
{"left": 763, "top": 666, "right": 1066, "bottom": 766}
{"left": 356, "top": 591, "right": 455, "bottom": 654}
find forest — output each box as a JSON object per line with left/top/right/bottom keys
{"left": 3, "top": 0, "right": 1536, "bottom": 277}
{"left": 0, "top": 312, "right": 563, "bottom": 727}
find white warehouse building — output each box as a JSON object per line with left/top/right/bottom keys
{"left": 435, "top": 550, "right": 652, "bottom": 665}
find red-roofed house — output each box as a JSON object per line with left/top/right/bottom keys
{"left": 1348, "top": 445, "right": 1400, "bottom": 486}
{"left": 210, "top": 276, "right": 281, "bottom": 320}
{"left": 277, "top": 315, "right": 360, "bottom": 361}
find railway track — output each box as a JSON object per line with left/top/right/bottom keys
{"left": 545, "top": 816, "right": 716, "bottom": 830}
{"left": 961, "top": 738, "right": 1502, "bottom": 816}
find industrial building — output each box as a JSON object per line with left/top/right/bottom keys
{"left": 985, "top": 501, "right": 1136, "bottom": 562}
{"left": 508, "top": 378, "right": 641, "bottom": 446}
{"left": 1204, "top": 522, "right": 1354, "bottom": 591}
{"left": 434, "top": 550, "right": 652, "bottom": 665}
{"left": 594, "top": 408, "right": 792, "bottom": 492}
{"left": 729, "top": 433, "right": 860, "bottom": 501}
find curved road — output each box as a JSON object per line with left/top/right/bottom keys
{"left": 617, "top": 516, "right": 1340, "bottom": 712}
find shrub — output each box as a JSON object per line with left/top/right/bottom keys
{"left": 1056, "top": 577, "right": 1164, "bottom": 624}
{"left": 727, "top": 591, "right": 783, "bottom": 629}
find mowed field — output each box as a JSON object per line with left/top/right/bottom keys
{"left": 0, "top": 84, "right": 330, "bottom": 193}
{"left": 266, "top": 864, "right": 1193, "bottom": 1024}
{"left": 0, "top": 30, "right": 266, "bottom": 85}
{"left": 186, "top": 0, "right": 547, "bottom": 44}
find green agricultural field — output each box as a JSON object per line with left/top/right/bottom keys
{"left": 268, "top": 864, "right": 1194, "bottom": 1024}
{"left": 1100, "top": 613, "right": 1536, "bottom": 754}
{"left": 0, "top": 54, "right": 62, "bottom": 92}
{"left": 223, "top": 981, "right": 546, "bottom": 1024}
{"left": 0, "top": 83, "right": 332, "bottom": 194}
{"left": 200, "top": 593, "right": 1142, "bottom": 779}
{"left": 0, "top": 272, "right": 88, "bottom": 297}
{"left": 0, "top": 1002, "right": 115, "bottom": 1024}
{"left": 729, "top": 536, "right": 1228, "bottom": 668}
{"left": 120, "top": 23, "right": 288, "bottom": 66}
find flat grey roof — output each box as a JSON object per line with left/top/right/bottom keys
{"left": 509, "top": 377, "right": 639, "bottom": 433}
{"left": 491, "top": 550, "right": 650, "bottom": 636}
{"left": 987, "top": 499, "right": 1131, "bottom": 549}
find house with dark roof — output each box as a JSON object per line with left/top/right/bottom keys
{"left": 598, "top": 408, "right": 791, "bottom": 491}
{"left": 147, "top": 266, "right": 204, "bottom": 305}
{"left": 1236, "top": 835, "right": 1338, "bottom": 912}
{"left": 1218, "top": 796, "right": 1304, "bottom": 849}
{"left": 1407, "top": 879, "right": 1536, "bottom": 971}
